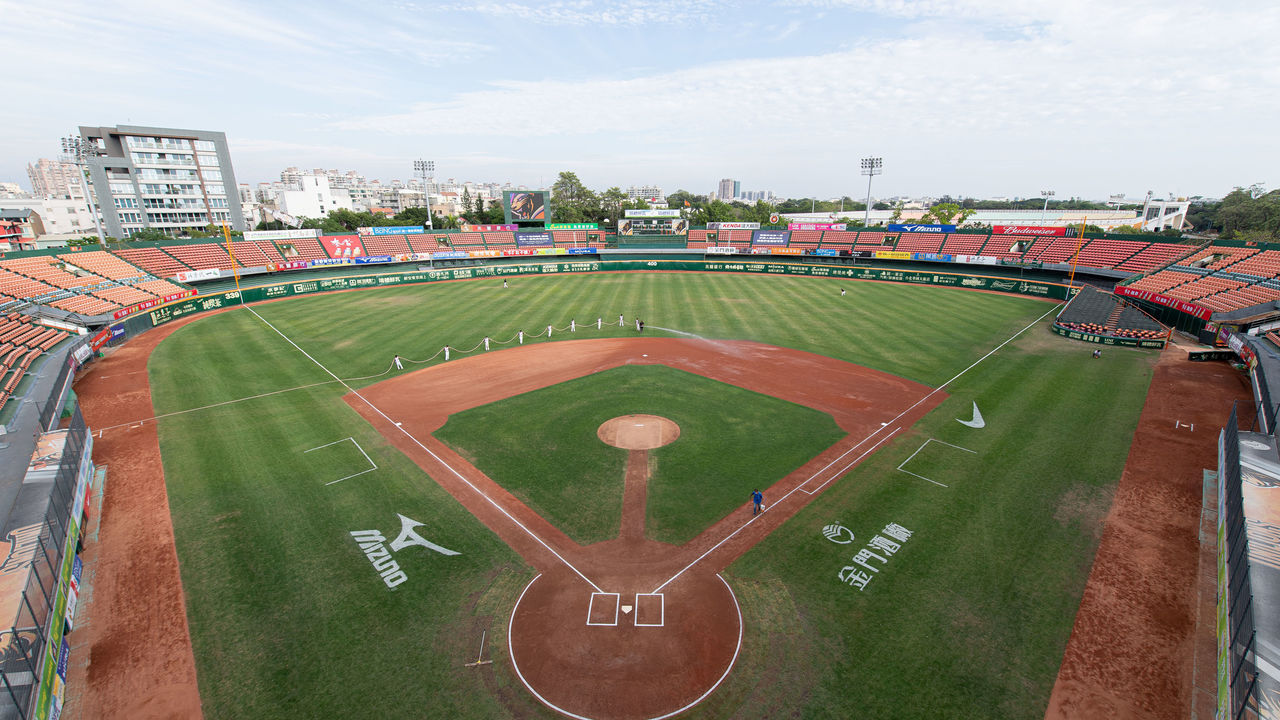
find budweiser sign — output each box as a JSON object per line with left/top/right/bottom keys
{"left": 993, "top": 226, "right": 1067, "bottom": 236}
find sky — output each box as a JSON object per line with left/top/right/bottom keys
{"left": 3, "top": 0, "right": 1278, "bottom": 201}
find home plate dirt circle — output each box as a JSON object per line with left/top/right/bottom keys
{"left": 597, "top": 414, "right": 681, "bottom": 450}
{"left": 508, "top": 564, "right": 742, "bottom": 720}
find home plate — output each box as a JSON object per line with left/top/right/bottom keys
{"left": 621, "top": 605, "right": 633, "bottom": 614}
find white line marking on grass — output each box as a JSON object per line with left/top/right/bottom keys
{"left": 896, "top": 438, "right": 976, "bottom": 487}
{"left": 305, "top": 437, "right": 378, "bottom": 486}
{"left": 95, "top": 380, "right": 339, "bottom": 434}
{"left": 648, "top": 326, "right": 702, "bottom": 338}
{"left": 238, "top": 304, "right": 606, "bottom": 594}
{"left": 651, "top": 304, "right": 1058, "bottom": 595}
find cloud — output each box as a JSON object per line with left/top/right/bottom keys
{"left": 435, "top": 0, "right": 730, "bottom": 25}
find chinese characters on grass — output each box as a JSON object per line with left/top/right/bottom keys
{"left": 836, "top": 522, "right": 913, "bottom": 591}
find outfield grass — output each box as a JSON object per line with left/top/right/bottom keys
{"left": 435, "top": 365, "right": 845, "bottom": 545}
{"left": 140, "top": 270, "right": 1153, "bottom": 719}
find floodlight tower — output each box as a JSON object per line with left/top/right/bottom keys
{"left": 1040, "top": 189, "right": 1055, "bottom": 223}
{"left": 413, "top": 159, "right": 435, "bottom": 230}
{"left": 861, "top": 157, "right": 882, "bottom": 227}
{"left": 60, "top": 135, "right": 105, "bottom": 242}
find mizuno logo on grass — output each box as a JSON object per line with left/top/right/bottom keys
{"left": 350, "top": 514, "right": 460, "bottom": 589}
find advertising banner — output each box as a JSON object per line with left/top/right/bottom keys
{"left": 244, "top": 228, "right": 318, "bottom": 242}
{"left": 353, "top": 255, "right": 394, "bottom": 264}
{"left": 993, "top": 225, "right": 1067, "bottom": 236}
{"left": 467, "top": 250, "right": 501, "bottom": 258}
{"left": 430, "top": 251, "right": 468, "bottom": 260}
{"left": 956, "top": 255, "right": 999, "bottom": 265}
{"left": 460, "top": 224, "right": 517, "bottom": 232}
{"left": 624, "top": 209, "right": 682, "bottom": 218}
{"left": 888, "top": 224, "right": 955, "bottom": 233}
{"left": 912, "top": 252, "right": 953, "bottom": 263}
{"left": 875, "top": 251, "right": 913, "bottom": 261}
{"left": 618, "top": 218, "right": 687, "bottom": 236}
{"left": 771, "top": 248, "right": 804, "bottom": 255}
{"left": 89, "top": 328, "right": 111, "bottom": 351}
{"left": 751, "top": 230, "right": 791, "bottom": 246}
{"left": 501, "top": 248, "right": 538, "bottom": 257}
{"left": 365, "top": 225, "right": 424, "bottom": 236}
{"left": 310, "top": 257, "right": 352, "bottom": 267}
{"left": 547, "top": 223, "right": 598, "bottom": 230}
{"left": 814, "top": 248, "right": 843, "bottom": 256}
{"left": 269, "top": 260, "right": 310, "bottom": 271}
{"left": 567, "top": 247, "right": 598, "bottom": 254}
{"left": 111, "top": 290, "right": 196, "bottom": 320}
{"left": 707, "top": 222, "right": 761, "bottom": 230}
{"left": 175, "top": 268, "right": 221, "bottom": 283}
{"left": 1114, "top": 285, "right": 1213, "bottom": 320}
{"left": 322, "top": 235, "right": 364, "bottom": 258}
{"left": 788, "top": 223, "right": 847, "bottom": 231}
{"left": 705, "top": 247, "right": 738, "bottom": 255}
{"left": 515, "top": 232, "right": 553, "bottom": 247}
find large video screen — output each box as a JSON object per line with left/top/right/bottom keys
{"left": 504, "top": 191, "right": 549, "bottom": 223}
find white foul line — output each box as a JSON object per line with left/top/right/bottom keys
{"left": 305, "top": 437, "right": 378, "bottom": 486}
{"left": 239, "top": 304, "right": 606, "bottom": 595}
{"left": 650, "top": 303, "right": 1059, "bottom": 594}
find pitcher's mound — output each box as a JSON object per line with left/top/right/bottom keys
{"left": 597, "top": 414, "right": 680, "bottom": 450}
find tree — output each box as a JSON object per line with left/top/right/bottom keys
{"left": 461, "top": 188, "right": 474, "bottom": 220}
{"left": 550, "top": 171, "right": 599, "bottom": 223}
{"left": 393, "top": 207, "right": 433, "bottom": 226}
{"left": 919, "top": 202, "right": 975, "bottom": 226}
{"left": 600, "top": 187, "right": 628, "bottom": 227}
{"left": 129, "top": 228, "right": 170, "bottom": 242}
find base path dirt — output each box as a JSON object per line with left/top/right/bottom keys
{"left": 347, "top": 337, "right": 945, "bottom": 719}
{"left": 64, "top": 315, "right": 208, "bottom": 720}
{"left": 1045, "top": 349, "right": 1255, "bottom": 719}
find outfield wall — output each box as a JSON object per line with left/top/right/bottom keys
{"left": 106, "top": 258, "right": 1075, "bottom": 341}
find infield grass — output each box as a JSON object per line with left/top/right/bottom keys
{"left": 435, "top": 364, "right": 845, "bottom": 545}
{"left": 137, "top": 270, "right": 1156, "bottom": 719}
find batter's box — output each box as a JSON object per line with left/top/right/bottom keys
{"left": 634, "top": 593, "right": 664, "bottom": 627}
{"left": 586, "top": 592, "right": 620, "bottom": 626}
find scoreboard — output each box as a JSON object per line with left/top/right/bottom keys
{"left": 617, "top": 218, "right": 688, "bottom": 236}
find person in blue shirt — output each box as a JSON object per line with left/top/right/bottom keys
{"left": 752, "top": 489, "right": 764, "bottom": 516}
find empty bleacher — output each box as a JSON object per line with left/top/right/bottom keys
{"left": 1115, "top": 243, "right": 1195, "bottom": 273}
{"left": 687, "top": 230, "right": 712, "bottom": 249}
{"left": 0, "top": 268, "right": 59, "bottom": 301}
{"left": 450, "top": 232, "right": 487, "bottom": 249}
{"left": 819, "top": 231, "right": 857, "bottom": 250}
{"left": 113, "top": 247, "right": 191, "bottom": 277}
{"left": 48, "top": 294, "right": 119, "bottom": 316}
{"left": 893, "top": 233, "right": 945, "bottom": 254}
{"left": 788, "top": 230, "right": 823, "bottom": 250}
{"left": 485, "top": 232, "right": 517, "bottom": 248}
{"left": 1, "top": 257, "right": 104, "bottom": 290}
{"left": 1055, "top": 285, "right": 1166, "bottom": 340}
{"left": 93, "top": 285, "right": 157, "bottom": 306}
{"left": 1069, "top": 238, "right": 1149, "bottom": 270}
{"left": 407, "top": 234, "right": 441, "bottom": 253}
{"left": 59, "top": 250, "right": 147, "bottom": 280}
{"left": 135, "top": 279, "right": 186, "bottom": 297}
{"left": 359, "top": 234, "right": 412, "bottom": 255}
{"left": 1225, "top": 250, "right": 1280, "bottom": 279}
{"left": 853, "top": 232, "right": 897, "bottom": 252}
{"left": 227, "top": 241, "right": 275, "bottom": 267}
{"left": 274, "top": 237, "right": 329, "bottom": 262}
{"left": 939, "top": 234, "right": 988, "bottom": 256}
{"left": 550, "top": 231, "right": 587, "bottom": 247}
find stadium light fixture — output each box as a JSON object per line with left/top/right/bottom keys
{"left": 1040, "top": 189, "right": 1055, "bottom": 223}
{"left": 414, "top": 159, "right": 435, "bottom": 230}
{"left": 861, "top": 157, "right": 882, "bottom": 227}
{"left": 60, "top": 135, "right": 105, "bottom": 242}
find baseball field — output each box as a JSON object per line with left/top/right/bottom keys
{"left": 91, "top": 271, "right": 1159, "bottom": 718}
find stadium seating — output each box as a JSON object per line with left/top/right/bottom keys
{"left": 687, "top": 230, "right": 712, "bottom": 249}
{"left": 819, "top": 231, "right": 857, "bottom": 249}
{"left": 1225, "top": 250, "right": 1280, "bottom": 278}
{"left": 1, "top": 257, "right": 104, "bottom": 290}
{"left": 724, "top": 230, "right": 753, "bottom": 249}
{"left": 984, "top": 235, "right": 1037, "bottom": 260}
{"left": 1055, "top": 285, "right": 1166, "bottom": 340}
{"left": 0, "top": 269, "right": 59, "bottom": 301}
{"left": 450, "top": 232, "right": 487, "bottom": 248}
{"left": 551, "top": 231, "right": 588, "bottom": 247}
{"left": 254, "top": 241, "right": 287, "bottom": 263}
{"left": 406, "top": 234, "right": 441, "bottom": 253}
{"left": 113, "top": 247, "right": 191, "bottom": 277}
{"left": 48, "top": 294, "right": 119, "bottom": 316}
{"left": 93, "top": 285, "right": 157, "bottom": 306}
{"left": 226, "top": 241, "right": 275, "bottom": 267}
{"left": 359, "top": 234, "right": 412, "bottom": 255}
{"left": 59, "top": 250, "right": 147, "bottom": 280}
{"left": 274, "top": 237, "right": 329, "bottom": 262}
{"left": 1027, "top": 237, "right": 1084, "bottom": 264}
{"left": 159, "top": 243, "right": 238, "bottom": 271}
{"left": 939, "top": 234, "right": 988, "bottom": 256}
{"left": 135, "top": 279, "right": 186, "bottom": 297}
{"left": 485, "top": 232, "right": 517, "bottom": 248}
{"left": 1069, "top": 238, "right": 1149, "bottom": 270}
{"left": 788, "top": 230, "right": 823, "bottom": 250}
{"left": 893, "top": 234, "right": 945, "bottom": 254}
{"left": 1177, "top": 245, "right": 1259, "bottom": 270}
{"left": 853, "top": 232, "right": 897, "bottom": 251}
{"left": 1115, "top": 243, "right": 1194, "bottom": 273}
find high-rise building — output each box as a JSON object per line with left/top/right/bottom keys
{"left": 717, "top": 178, "right": 737, "bottom": 200}
{"left": 78, "top": 124, "right": 246, "bottom": 237}
{"left": 626, "top": 185, "right": 665, "bottom": 203}
{"left": 27, "top": 158, "right": 85, "bottom": 199}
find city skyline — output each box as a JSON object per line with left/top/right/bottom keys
{"left": 2, "top": 0, "right": 1277, "bottom": 201}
